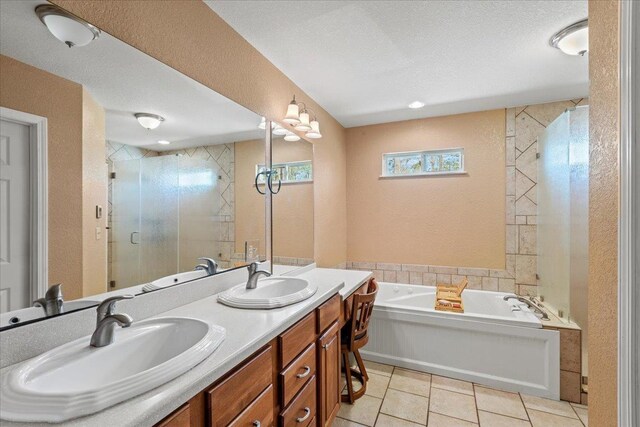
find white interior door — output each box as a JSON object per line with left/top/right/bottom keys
{"left": 0, "top": 119, "right": 31, "bottom": 313}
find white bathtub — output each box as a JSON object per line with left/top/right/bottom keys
{"left": 361, "top": 282, "right": 560, "bottom": 399}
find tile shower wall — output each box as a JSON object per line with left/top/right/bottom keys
{"left": 105, "top": 141, "right": 236, "bottom": 286}
{"left": 347, "top": 98, "right": 588, "bottom": 297}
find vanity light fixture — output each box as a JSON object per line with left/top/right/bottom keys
{"left": 282, "top": 95, "right": 323, "bottom": 139}
{"left": 272, "top": 125, "right": 288, "bottom": 136}
{"left": 35, "top": 4, "right": 100, "bottom": 48}
{"left": 284, "top": 132, "right": 301, "bottom": 142}
{"left": 157, "top": 140, "right": 171, "bottom": 145}
{"left": 408, "top": 101, "right": 425, "bottom": 109}
{"left": 550, "top": 19, "right": 588, "bottom": 56}
{"left": 135, "top": 113, "right": 165, "bottom": 130}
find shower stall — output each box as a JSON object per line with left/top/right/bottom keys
{"left": 109, "top": 155, "right": 233, "bottom": 290}
{"left": 537, "top": 105, "right": 589, "bottom": 366}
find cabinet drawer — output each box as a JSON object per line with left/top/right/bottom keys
{"left": 280, "top": 343, "right": 316, "bottom": 406}
{"left": 279, "top": 312, "right": 316, "bottom": 368}
{"left": 316, "top": 294, "right": 340, "bottom": 334}
{"left": 156, "top": 403, "right": 190, "bottom": 427}
{"left": 229, "top": 385, "right": 274, "bottom": 427}
{"left": 279, "top": 376, "right": 317, "bottom": 427}
{"left": 209, "top": 346, "right": 273, "bottom": 426}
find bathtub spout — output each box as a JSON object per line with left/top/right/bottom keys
{"left": 503, "top": 296, "right": 549, "bottom": 320}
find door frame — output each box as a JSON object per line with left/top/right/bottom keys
{"left": 0, "top": 107, "right": 48, "bottom": 302}
{"left": 618, "top": 0, "right": 639, "bottom": 425}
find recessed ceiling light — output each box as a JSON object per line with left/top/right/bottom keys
{"left": 135, "top": 113, "right": 165, "bottom": 130}
{"left": 408, "top": 101, "right": 425, "bottom": 109}
{"left": 550, "top": 19, "right": 588, "bottom": 56}
{"left": 157, "top": 140, "right": 170, "bottom": 145}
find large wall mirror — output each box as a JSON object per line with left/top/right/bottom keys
{"left": 0, "top": 0, "right": 269, "bottom": 329}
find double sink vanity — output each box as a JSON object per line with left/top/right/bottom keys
{"left": 0, "top": 265, "right": 372, "bottom": 426}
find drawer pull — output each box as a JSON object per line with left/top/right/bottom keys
{"left": 296, "top": 365, "right": 311, "bottom": 378}
{"left": 296, "top": 407, "right": 311, "bottom": 423}
{"left": 252, "top": 421, "right": 261, "bottom": 427}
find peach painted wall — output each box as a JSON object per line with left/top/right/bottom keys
{"left": 81, "top": 88, "right": 108, "bottom": 297}
{"left": 52, "top": 0, "right": 348, "bottom": 267}
{"left": 588, "top": 0, "right": 619, "bottom": 425}
{"left": 346, "top": 110, "right": 506, "bottom": 269}
{"left": 0, "top": 55, "right": 84, "bottom": 300}
{"left": 234, "top": 138, "right": 314, "bottom": 260}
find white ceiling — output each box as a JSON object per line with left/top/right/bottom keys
{"left": 206, "top": 0, "right": 589, "bottom": 128}
{"left": 0, "top": 0, "right": 263, "bottom": 151}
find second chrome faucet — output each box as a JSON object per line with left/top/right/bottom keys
{"left": 90, "top": 295, "right": 134, "bottom": 348}
{"left": 246, "top": 262, "right": 271, "bottom": 289}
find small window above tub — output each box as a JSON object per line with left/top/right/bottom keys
{"left": 256, "top": 160, "right": 313, "bottom": 184}
{"left": 381, "top": 148, "right": 465, "bottom": 178}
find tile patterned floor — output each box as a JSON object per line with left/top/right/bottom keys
{"left": 334, "top": 360, "right": 588, "bottom": 427}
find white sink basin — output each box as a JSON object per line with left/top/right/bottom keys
{"left": 218, "top": 277, "right": 317, "bottom": 309}
{"left": 0, "top": 317, "right": 225, "bottom": 422}
{"left": 142, "top": 269, "right": 210, "bottom": 292}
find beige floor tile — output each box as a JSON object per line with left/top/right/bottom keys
{"left": 428, "top": 412, "right": 478, "bottom": 426}
{"left": 429, "top": 387, "right": 478, "bottom": 423}
{"left": 388, "top": 368, "right": 431, "bottom": 397}
{"left": 432, "top": 375, "right": 474, "bottom": 396}
{"left": 474, "top": 386, "right": 528, "bottom": 421}
{"left": 365, "top": 372, "right": 391, "bottom": 399}
{"left": 337, "top": 395, "right": 383, "bottom": 427}
{"left": 527, "top": 409, "right": 583, "bottom": 427}
{"left": 521, "top": 394, "right": 578, "bottom": 419}
{"left": 478, "top": 410, "right": 531, "bottom": 426}
{"left": 380, "top": 388, "right": 429, "bottom": 425}
{"left": 375, "top": 414, "right": 423, "bottom": 427}
{"left": 363, "top": 360, "right": 395, "bottom": 377}
{"left": 333, "top": 417, "right": 368, "bottom": 427}
{"left": 571, "top": 405, "right": 588, "bottom": 426}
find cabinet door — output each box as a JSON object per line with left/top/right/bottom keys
{"left": 317, "top": 322, "right": 340, "bottom": 427}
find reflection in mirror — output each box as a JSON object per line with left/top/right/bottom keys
{"left": 0, "top": 0, "right": 266, "bottom": 328}
{"left": 271, "top": 130, "right": 314, "bottom": 268}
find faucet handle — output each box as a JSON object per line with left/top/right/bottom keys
{"left": 198, "top": 257, "right": 218, "bottom": 274}
{"left": 97, "top": 294, "right": 134, "bottom": 317}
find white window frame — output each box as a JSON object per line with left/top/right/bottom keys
{"left": 256, "top": 160, "right": 313, "bottom": 185}
{"left": 380, "top": 148, "right": 466, "bottom": 178}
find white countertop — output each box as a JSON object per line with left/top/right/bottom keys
{"left": 0, "top": 267, "right": 371, "bottom": 427}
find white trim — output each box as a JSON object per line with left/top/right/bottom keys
{"left": 0, "top": 107, "right": 48, "bottom": 302}
{"left": 619, "top": 0, "right": 639, "bottom": 425}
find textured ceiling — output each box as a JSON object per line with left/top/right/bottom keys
{"left": 206, "top": 0, "right": 589, "bottom": 128}
{"left": 0, "top": 0, "right": 263, "bottom": 150}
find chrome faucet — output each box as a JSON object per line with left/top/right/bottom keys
{"left": 33, "top": 284, "right": 64, "bottom": 316}
{"left": 503, "top": 295, "right": 549, "bottom": 320}
{"left": 246, "top": 262, "right": 271, "bottom": 289}
{"left": 195, "top": 257, "right": 218, "bottom": 275}
{"left": 90, "top": 295, "right": 134, "bottom": 347}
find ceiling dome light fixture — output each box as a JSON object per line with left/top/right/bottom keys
{"left": 408, "top": 101, "right": 425, "bottom": 109}
{"left": 157, "top": 140, "right": 171, "bottom": 145}
{"left": 35, "top": 4, "right": 100, "bottom": 48}
{"left": 134, "top": 113, "right": 165, "bottom": 130}
{"left": 550, "top": 19, "right": 588, "bottom": 56}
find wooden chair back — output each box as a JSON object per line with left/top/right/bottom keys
{"left": 348, "top": 278, "right": 378, "bottom": 350}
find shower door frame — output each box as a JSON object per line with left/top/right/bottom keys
{"left": 619, "top": 0, "right": 639, "bottom": 425}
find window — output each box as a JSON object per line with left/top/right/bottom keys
{"left": 382, "top": 148, "right": 465, "bottom": 177}
{"left": 256, "top": 160, "right": 313, "bottom": 184}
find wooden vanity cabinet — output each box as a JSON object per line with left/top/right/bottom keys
{"left": 154, "top": 292, "right": 342, "bottom": 427}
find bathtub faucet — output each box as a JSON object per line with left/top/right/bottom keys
{"left": 503, "top": 296, "right": 549, "bottom": 320}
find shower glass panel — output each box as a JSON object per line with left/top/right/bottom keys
{"left": 139, "top": 156, "right": 180, "bottom": 284}
{"left": 537, "top": 106, "right": 589, "bottom": 323}
{"left": 111, "top": 154, "right": 226, "bottom": 289}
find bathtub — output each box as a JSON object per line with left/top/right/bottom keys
{"left": 361, "top": 282, "right": 560, "bottom": 399}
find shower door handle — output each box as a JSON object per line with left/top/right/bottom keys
{"left": 130, "top": 231, "right": 140, "bottom": 244}
{"left": 255, "top": 170, "right": 268, "bottom": 195}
